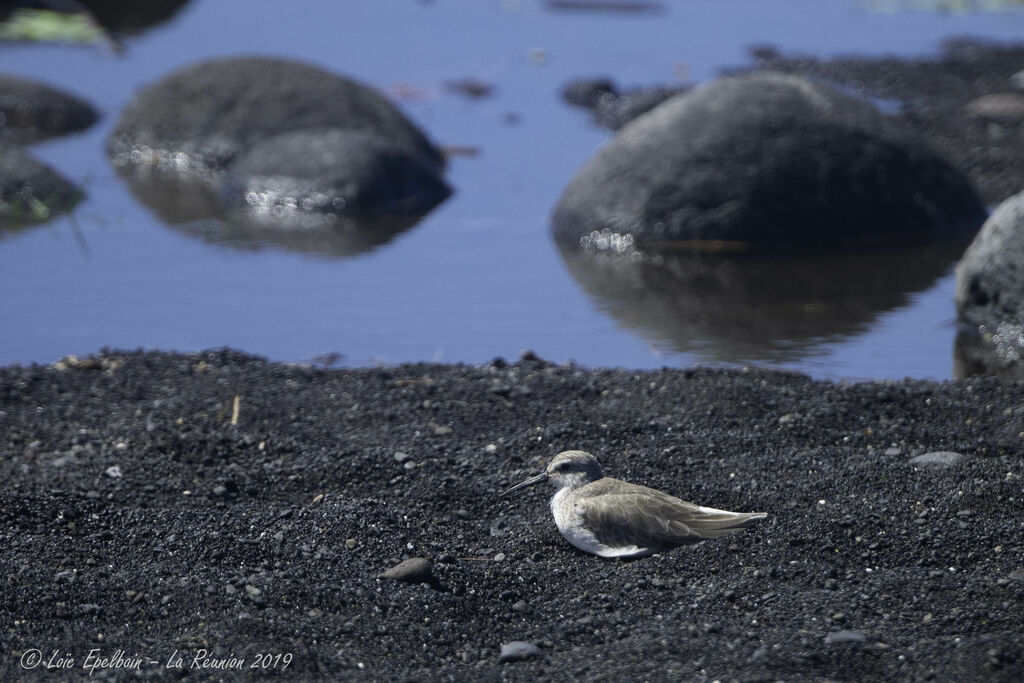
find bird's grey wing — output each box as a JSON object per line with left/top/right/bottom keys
{"left": 580, "top": 492, "right": 765, "bottom": 550}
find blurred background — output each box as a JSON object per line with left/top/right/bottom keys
{"left": 2, "top": 0, "right": 1023, "bottom": 379}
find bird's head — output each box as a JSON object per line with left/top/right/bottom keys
{"left": 500, "top": 450, "right": 604, "bottom": 497}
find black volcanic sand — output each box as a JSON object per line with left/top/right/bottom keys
{"left": 2, "top": 350, "right": 1023, "bottom": 681}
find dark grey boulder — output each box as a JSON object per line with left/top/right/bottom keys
{"left": 107, "top": 56, "right": 450, "bottom": 239}
{"left": 956, "top": 190, "right": 1024, "bottom": 329}
{"left": 0, "top": 143, "right": 80, "bottom": 225}
{"left": 108, "top": 56, "right": 445, "bottom": 174}
{"left": 553, "top": 71, "right": 986, "bottom": 252}
{"left": 954, "top": 191, "right": 1024, "bottom": 378}
{"left": 0, "top": 74, "right": 99, "bottom": 144}
{"left": 221, "top": 128, "right": 451, "bottom": 220}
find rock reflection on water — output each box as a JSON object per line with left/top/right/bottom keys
{"left": 117, "top": 168, "right": 427, "bottom": 259}
{"left": 558, "top": 238, "right": 968, "bottom": 364}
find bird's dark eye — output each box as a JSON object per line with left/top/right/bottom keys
{"left": 556, "top": 462, "right": 571, "bottom": 472}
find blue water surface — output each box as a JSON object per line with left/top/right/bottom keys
{"left": 2, "top": 0, "right": 1022, "bottom": 379}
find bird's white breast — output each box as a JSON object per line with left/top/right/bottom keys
{"left": 549, "top": 488, "right": 652, "bottom": 558}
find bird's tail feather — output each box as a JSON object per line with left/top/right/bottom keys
{"left": 688, "top": 511, "right": 767, "bottom": 537}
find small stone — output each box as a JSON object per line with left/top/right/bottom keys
{"left": 965, "top": 92, "right": 1024, "bottom": 123}
{"left": 225, "top": 585, "right": 237, "bottom": 595}
{"left": 104, "top": 465, "right": 123, "bottom": 478}
{"left": 311, "top": 493, "right": 324, "bottom": 504}
{"left": 382, "top": 557, "right": 434, "bottom": 584}
{"left": 1008, "top": 569, "right": 1024, "bottom": 582}
{"left": 244, "top": 585, "right": 265, "bottom": 605}
{"left": 394, "top": 451, "right": 411, "bottom": 463}
{"left": 433, "top": 425, "right": 453, "bottom": 436}
{"left": 825, "top": 630, "right": 866, "bottom": 644}
{"left": 884, "top": 447, "right": 902, "bottom": 456}
{"left": 512, "top": 600, "right": 528, "bottom": 612}
{"left": 212, "top": 485, "right": 227, "bottom": 497}
{"left": 908, "top": 451, "right": 965, "bottom": 469}
{"left": 494, "top": 553, "right": 506, "bottom": 562}
{"left": 456, "top": 508, "right": 471, "bottom": 520}
{"left": 499, "top": 640, "right": 542, "bottom": 663}
{"left": 308, "top": 608, "right": 323, "bottom": 617}
{"left": 345, "top": 538, "right": 357, "bottom": 549}
{"left": 484, "top": 443, "right": 501, "bottom": 454}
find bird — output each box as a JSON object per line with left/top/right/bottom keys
{"left": 500, "top": 450, "right": 767, "bottom": 558}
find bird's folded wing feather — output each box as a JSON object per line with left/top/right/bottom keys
{"left": 581, "top": 491, "right": 760, "bottom": 549}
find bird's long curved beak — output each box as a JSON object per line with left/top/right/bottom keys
{"left": 500, "top": 471, "right": 548, "bottom": 497}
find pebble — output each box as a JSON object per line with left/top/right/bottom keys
{"left": 965, "top": 92, "right": 1024, "bottom": 122}
{"left": 824, "top": 630, "right": 866, "bottom": 644}
{"left": 244, "top": 585, "right": 265, "bottom": 605}
{"left": 884, "top": 447, "right": 902, "bottom": 456}
{"left": 345, "top": 538, "right": 357, "bottom": 550}
{"left": 1008, "top": 569, "right": 1024, "bottom": 582}
{"left": 104, "top": 465, "right": 122, "bottom": 478}
{"left": 512, "top": 600, "right": 528, "bottom": 612}
{"left": 494, "top": 553, "right": 506, "bottom": 562}
{"left": 394, "top": 451, "right": 411, "bottom": 463}
{"left": 907, "top": 451, "right": 965, "bottom": 469}
{"left": 382, "top": 557, "right": 434, "bottom": 584}
{"left": 499, "top": 640, "right": 542, "bottom": 663}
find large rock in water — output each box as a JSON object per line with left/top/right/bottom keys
{"left": 107, "top": 56, "right": 449, "bottom": 219}
{"left": 222, "top": 128, "right": 451, "bottom": 221}
{"left": 0, "top": 74, "right": 99, "bottom": 145}
{"left": 553, "top": 71, "right": 986, "bottom": 252}
{"left": 956, "top": 190, "right": 1024, "bottom": 327}
{"left": 954, "top": 191, "right": 1024, "bottom": 378}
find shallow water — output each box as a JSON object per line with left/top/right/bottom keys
{"left": 2, "top": 0, "right": 1023, "bottom": 379}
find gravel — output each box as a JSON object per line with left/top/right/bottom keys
{"left": 2, "top": 349, "right": 1023, "bottom": 680}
